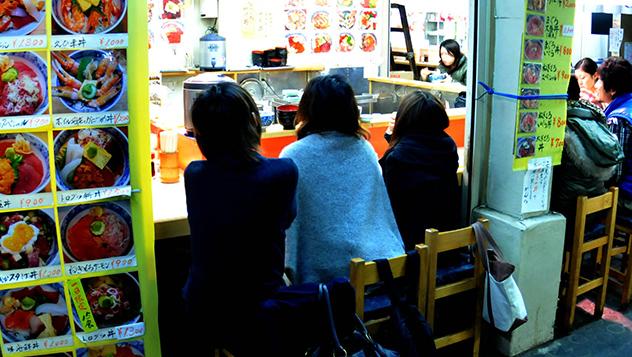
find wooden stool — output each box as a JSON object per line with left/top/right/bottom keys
{"left": 425, "top": 218, "right": 486, "bottom": 356}
{"left": 610, "top": 221, "right": 632, "bottom": 305}
{"left": 560, "top": 187, "right": 618, "bottom": 333}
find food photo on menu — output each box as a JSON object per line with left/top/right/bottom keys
{"left": 0, "top": 209, "right": 59, "bottom": 272}
{"left": 360, "top": 33, "right": 377, "bottom": 52}
{"left": 526, "top": 14, "right": 544, "bottom": 37}
{"left": 51, "top": 49, "right": 127, "bottom": 114}
{"left": 72, "top": 273, "right": 142, "bottom": 332}
{"left": 338, "top": 33, "right": 355, "bottom": 52}
{"left": 516, "top": 136, "right": 536, "bottom": 158}
{"left": 51, "top": 0, "right": 128, "bottom": 35}
{"left": 287, "top": 33, "right": 307, "bottom": 54}
{"left": 0, "top": 0, "right": 46, "bottom": 36}
{"left": 521, "top": 88, "right": 540, "bottom": 109}
{"left": 53, "top": 128, "right": 130, "bottom": 191}
{"left": 0, "top": 132, "right": 51, "bottom": 196}
{"left": 0, "top": 52, "right": 48, "bottom": 117}
{"left": 524, "top": 39, "right": 543, "bottom": 61}
{"left": 77, "top": 340, "right": 144, "bottom": 357}
{"left": 519, "top": 112, "right": 538, "bottom": 133}
{"left": 0, "top": 283, "right": 70, "bottom": 343}
{"left": 522, "top": 62, "right": 541, "bottom": 85}
{"left": 59, "top": 201, "right": 134, "bottom": 263}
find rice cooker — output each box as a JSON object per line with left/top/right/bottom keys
{"left": 199, "top": 33, "right": 226, "bottom": 71}
{"left": 183, "top": 73, "right": 234, "bottom": 136}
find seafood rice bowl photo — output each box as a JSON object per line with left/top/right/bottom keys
{"left": 52, "top": 49, "right": 126, "bottom": 113}
{"left": 0, "top": 0, "right": 46, "bottom": 36}
{"left": 61, "top": 202, "right": 133, "bottom": 262}
{"left": 0, "top": 133, "right": 50, "bottom": 196}
{"left": 0, "top": 52, "right": 48, "bottom": 117}
{"left": 54, "top": 128, "right": 130, "bottom": 191}
{"left": 52, "top": 0, "right": 127, "bottom": 35}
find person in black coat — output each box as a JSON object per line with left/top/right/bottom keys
{"left": 380, "top": 90, "right": 460, "bottom": 250}
{"left": 183, "top": 81, "right": 299, "bottom": 355}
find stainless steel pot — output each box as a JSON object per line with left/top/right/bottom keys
{"left": 183, "top": 73, "right": 233, "bottom": 136}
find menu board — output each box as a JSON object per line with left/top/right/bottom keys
{"left": 513, "top": 0, "right": 575, "bottom": 170}
{"left": 283, "top": 0, "right": 383, "bottom": 66}
{"left": 0, "top": 1, "right": 158, "bottom": 356}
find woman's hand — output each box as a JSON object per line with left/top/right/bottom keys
{"left": 420, "top": 67, "right": 432, "bottom": 81}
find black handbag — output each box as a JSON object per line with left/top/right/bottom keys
{"left": 306, "top": 284, "right": 399, "bottom": 357}
{"left": 373, "top": 252, "right": 436, "bottom": 357}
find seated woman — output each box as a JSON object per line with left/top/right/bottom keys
{"left": 280, "top": 74, "right": 404, "bottom": 284}
{"left": 421, "top": 39, "right": 467, "bottom": 85}
{"left": 597, "top": 57, "right": 632, "bottom": 213}
{"left": 551, "top": 75, "right": 622, "bottom": 241}
{"left": 380, "top": 90, "right": 460, "bottom": 250}
{"left": 574, "top": 57, "right": 602, "bottom": 107}
{"left": 183, "top": 81, "right": 299, "bottom": 354}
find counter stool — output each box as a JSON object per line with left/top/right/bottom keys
{"left": 425, "top": 219, "right": 486, "bottom": 356}
{"left": 609, "top": 218, "right": 632, "bottom": 305}
{"left": 560, "top": 187, "right": 618, "bottom": 333}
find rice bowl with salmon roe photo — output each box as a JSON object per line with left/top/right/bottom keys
{"left": 0, "top": 133, "right": 50, "bottom": 196}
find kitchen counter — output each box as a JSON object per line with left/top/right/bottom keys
{"left": 368, "top": 76, "right": 467, "bottom": 94}
{"left": 152, "top": 150, "right": 466, "bottom": 240}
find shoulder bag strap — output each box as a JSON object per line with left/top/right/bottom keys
{"left": 319, "top": 283, "right": 347, "bottom": 357}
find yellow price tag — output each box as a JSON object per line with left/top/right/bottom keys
{"left": 68, "top": 279, "right": 98, "bottom": 332}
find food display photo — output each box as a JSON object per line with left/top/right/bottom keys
{"left": 59, "top": 201, "right": 133, "bottom": 263}
{"left": 516, "top": 136, "right": 536, "bottom": 158}
{"left": 519, "top": 112, "right": 538, "bottom": 133}
{"left": 72, "top": 273, "right": 142, "bottom": 332}
{"left": 0, "top": 0, "right": 46, "bottom": 36}
{"left": 524, "top": 39, "right": 543, "bottom": 61}
{"left": 522, "top": 63, "right": 541, "bottom": 85}
{"left": 0, "top": 132, "right": 51, "bottom": 196}
{"left": 0, "top": 283, "right": 70, "bottom": 343}
{"left": 360, "top": 33, "right": 376, "bottom": 52}
{"left": 287, "top": 34, "right": 307, "bottom": 54}
{"left": 53, "top": 128, "right": 130, "bottom": 192}
{"left": 0, "top": 209, "right": 59, "bottom": 272}
{"left": 52, "top": 0, "right": 128, "bottom": 35}
{"left": 0, "top": 52, "right": 48, "bottom": 118}
{"left": 337, "top": 33, "right": 355, "bottom": 52}
{"left": 520, "top": 88, "right": 540, "bottom": 109}
{"left": 77, "top": 340, "right": 144, "bottom": 357}
{"left": 51, "top": 50, "right": 127, "bottom": 114}
{"left": 526, "top": 14, "right": 544, "bottom": 37}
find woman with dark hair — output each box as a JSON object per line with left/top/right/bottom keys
{"left": 183, "top": 81, "right": 300, "bottom": 354}
{"left": 380, "top": 91, "right": 459, "bottom": 250}
{"left": 280, "top": 74, "right": 404, "bottom": 284}
{"left": 421, "top": 39, "right": 467, "bottom": 85}
{"left": 574, "top": 57, "right": 601, "bottom": 107}
{"left": 551, "top": 75, "right": 622, "bottom": 235}
{"left": 597, "top": 57, "right": 632, "bottom": 211}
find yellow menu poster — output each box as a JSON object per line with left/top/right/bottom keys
{"left": 0, "top": 1, "right": 159, "bottom": 356}
{"left": 513, "top": 0, "right": 576, "bottom": 170}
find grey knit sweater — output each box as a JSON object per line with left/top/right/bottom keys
{"left": 280, "top": 131, "right": 404, "bottom": 284}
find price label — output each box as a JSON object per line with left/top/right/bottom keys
{"left": 66, "top": 256, "right": 137, "bottom": 276}
{"left": 0, "top": 193, "right": 53, "bottom": 211}
{"left": 51, "top": 34, "right": 128, "bottom": 50}
{"left": 76, "top": 323, "right": 144, "bottom": 344}
{"left": 53, "top": 111, "right": 129, "bottom": 128}
{"left": 57, "top": 186, "right": 132, "bottom": 205}
{"left": 562, "top": 25, "right": 574, "bottom": 37}
{"left": 0, "top": 35, "right": 47, "bottom": 50}
{"left": 0, "top": 266, "right": 62, "bottom": 286}
{"left": 3, "top": 335, "right": 73, "bottom": 354}
{"left": 0, "top": 115, "right": 50, "bottom": 131}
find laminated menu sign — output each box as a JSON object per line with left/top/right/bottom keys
{"left": 0, "top": 2, "right": 158, "bottom": 356}
{"left": 513, "top": 0, "right": 575, "bottom": 170}
{"left": 284, "top": 0, "right": 384, "bottom": 66}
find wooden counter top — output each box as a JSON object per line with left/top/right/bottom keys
{"left": 368, "top": 77, "right": 467, "bottom": 94}
{"left": 160, "top": 66, "right": 325, "bottom": 78}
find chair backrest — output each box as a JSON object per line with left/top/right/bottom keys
{"left": 424, "top": 218, "right": 487, "bottom": 352}
{"left": 574, "top": 187, "right": 618, "bottom": 246}
{"left": 349, "top": 244, "right": 429, "bottom": 320}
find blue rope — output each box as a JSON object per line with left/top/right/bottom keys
{"left": 477, "top": 81, "right": 568, "bottom": 100}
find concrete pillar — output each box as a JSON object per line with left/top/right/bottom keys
{"left": 471, "top": 1, "right": 568, "bottom": 355}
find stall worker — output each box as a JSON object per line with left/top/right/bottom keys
{"left": 184, "top": 81, "right": 305, "bottom": 355}
{"left": 421, "top": 39, "right": 467, "bottom": 86}
{"left": 280, "top": 74, "right": 404, "bottom": 284}
{"left": 380, "top": 90, "right": 460, "bottom": 250}
{"left": 597, "top": 57, "right": 632, "bottom": 213}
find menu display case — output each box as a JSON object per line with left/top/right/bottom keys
{"left": 0, "top": 1, "right": 158, "bottom": 356}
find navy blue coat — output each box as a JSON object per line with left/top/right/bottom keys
{"left": 182, "top": 154, "right": 298, "bottom": 327}
{"left": 380, "top": 133, "right": 460, "bottom": 250}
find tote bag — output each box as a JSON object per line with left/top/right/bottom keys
{"left": 473, "top": 222, "right": 528, "bottom": 333}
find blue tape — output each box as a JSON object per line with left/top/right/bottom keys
{"left": 477, "top": 81, "right": 568, "bottom": 100}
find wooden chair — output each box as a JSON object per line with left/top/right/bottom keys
{"left": 560, "top": 187, "right": 618, "bottom": 332}
{"left": 425, "top": 219, "right": 486, "bottom": 356}
{"left": 349, "top": 244, "right": 429, "bottom": 325}
{"left": 609, "top": 219, "right": 632, "bottom": 305}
